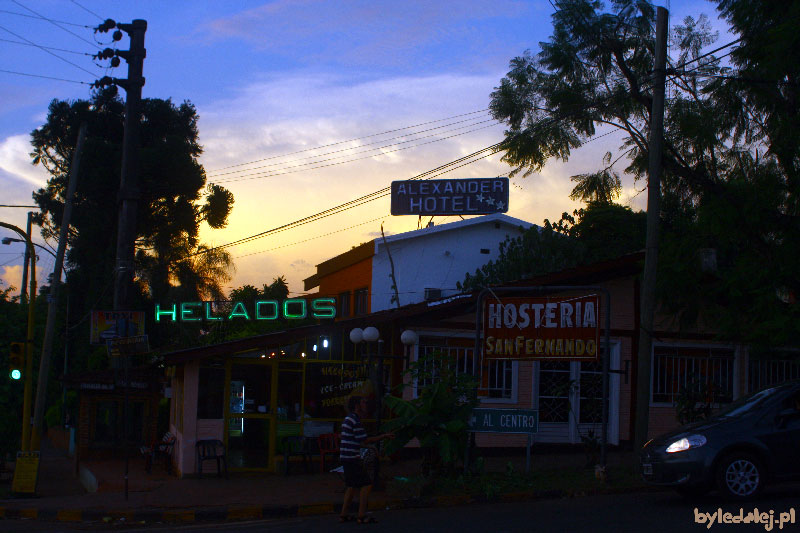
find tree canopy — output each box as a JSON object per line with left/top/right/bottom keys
{"left": 486, "top": 0, "right": 799, "bottom": 346}
{"left": 30, "top": 88, "right": 235, "bottom": 353}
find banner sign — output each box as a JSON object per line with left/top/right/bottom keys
{"left": 107, "top": 335, "right": 150, "bottom": 359}
{"left": 91, "top": 311, "right": 145, "bottom": 344}
{"left": 483, "top": 295, "right": 599, "bottom": 361}
{"left": 391, "top": 177, "right": 509, "bottom": 216}
{"left": 468, "top": 408, "right": 539, "bottom": 434}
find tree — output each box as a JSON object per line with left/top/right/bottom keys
{"left": 488, "top": 0, "right": 799, "bottom": 346}
{"left": 458, "top": 201, "right": 645, "bottom": 292}
{"left": 30, "top": 88, "right": 235, "bottom": 353}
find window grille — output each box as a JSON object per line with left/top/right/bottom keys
{"left": 651, "top": 345, "right": 735, "bottom": 405}
{"left": 748, "top": 357, "right": 800, "bottom": 392}
{"left": 538, "top": 361, "right": 571, "bottom": 423}
{"left": 416, "top": 341, "right": 513, "bottom": 399}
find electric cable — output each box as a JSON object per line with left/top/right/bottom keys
{"left": 0, "top": 8, "right": 91, "bottom": 28}
{"left": 10, "top": 0, "right": 98, "bottom": 48}
{"left": 69, "top": 0, "right": 104, "bottom": 22}
{"left": 206, "top": 114, "right": 496, "bottom": 178}
{"left": 0, "top": 37, "right": 93, "bottom": 55}
{"left": 210, "top": 121, "right": 502, "bottom": 185}
{"left": 0, "top": 24, "right": 98, "bottom": 77}
{"left": 0, "top": 68, "right": 91, "bottom": 84}
{"left": 206, "top": 109, "right": 490, "bottom": 174}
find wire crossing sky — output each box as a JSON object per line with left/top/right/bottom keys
{"left": 0, "top": 0, "right": 734, "bottom": 296}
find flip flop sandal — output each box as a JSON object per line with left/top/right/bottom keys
{"left": 357, "top": 516, "right": 378, "bottom": 524}
{"left": 339, "top": 515, "right": 355, "bottom": 523}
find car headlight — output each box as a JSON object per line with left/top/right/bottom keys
{"left": 665, "top": 434, "right": 707, "bottom": 453}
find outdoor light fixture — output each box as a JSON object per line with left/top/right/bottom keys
{"left": 322, "top": 338, "right": 329, "bottom": 349}
{"left": 362, "top": 326, "right": 380, "bottom": 343}
{"left": 401, "top": 329, "right": 418, "bottom": 365}
{"left": 349, "top": 328, "right": 363, "bottom": 344}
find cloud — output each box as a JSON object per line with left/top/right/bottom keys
{"left": 0, "top": 134, "right": 50, "bottom": 190}
{"left": 290, "top": 259, "right": 312, "bottom": 271}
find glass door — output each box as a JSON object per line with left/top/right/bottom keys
{"left": 226, "top": 362, "right": 275, "bottom": 470}
{"left": 276, "top": 362, "right": 304, "bottom": 456}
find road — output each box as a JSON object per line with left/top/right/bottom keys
{"left": 3, "top": 487, "right": 798, "bottom": 532}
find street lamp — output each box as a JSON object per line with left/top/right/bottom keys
{"left": 1, "top": 237, "right": 57, "bottom": 260}
{"left": 400, "top": 329, "right": 418, "bottom": 365}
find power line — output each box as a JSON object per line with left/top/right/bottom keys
{"left": 69, "top": 0, "right": 104, "bottom": 22}
{"left": 0, "top": 8, "right": 91, "bottom": 28}
{"left": 0, "top": 24, "right": 98, "bottom": 77}
{"left": 206, "top": 114, "right": 495, "bottom": 178}
{"left": 10, "top": 0, "right": 98, "bottom": 48}
{"left": 206, "top": 109, "right": 490, "bottom": 174}
{"left": 0, "top": 37, "right": 93, "bottom": 55}
{"left": 210, "top": 121, "right": 502, "bottom": 185}
{"left": 0, "top": 68, "right": 91, "bottom": 84}
{"left": 0, "top": 204, "right": 39, "bottom": 208}
{"left": 186, "top": 144, "right": 501, "bottom": 259}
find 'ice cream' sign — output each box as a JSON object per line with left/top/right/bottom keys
{"left": 483, "top": 295, "right": 600, "bottom": 361}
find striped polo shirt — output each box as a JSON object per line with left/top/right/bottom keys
{"left": 340, "top": 412, "right": 367, "bottom": 461}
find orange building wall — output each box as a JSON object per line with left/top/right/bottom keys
{"left": 318, "top": 256, "right": 373, "bottom": 317}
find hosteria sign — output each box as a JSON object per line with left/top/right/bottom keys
{"left": 483, "top": 295, "right": 599, "bottom": 361}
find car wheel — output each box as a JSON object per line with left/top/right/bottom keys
{"left": 715, "top": 453, "right": 764, "bottom": 500}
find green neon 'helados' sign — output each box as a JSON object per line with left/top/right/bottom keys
{"left": 154, "top": 298, "right": 336, "bottom": 322}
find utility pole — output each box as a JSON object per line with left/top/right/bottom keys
{"left": 31, "top": 123, "right": 87, "bottom": 451}
{"left": 111, "top": 20, "right": 147, "bottom": 314}
{"left": 634, "top": 6, "right": 668, "bottom": 450}
{"left": 20, "top": 212, "right": 32, "bottom": 304}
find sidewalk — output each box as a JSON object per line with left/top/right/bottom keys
{"left": 0, "top": 439, "right": 647, "bottom": 524}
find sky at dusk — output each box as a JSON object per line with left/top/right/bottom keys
{"left": 0, "top": 0, "right": 732, "bottom": 299}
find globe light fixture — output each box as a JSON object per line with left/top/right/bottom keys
{"left": 349, "top": 327, "right": 363, "bottom": 344}
{"left": 362, "top": 326, "right": 380, "bottom": 343}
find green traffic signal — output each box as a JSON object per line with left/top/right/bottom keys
{"left": 9, "top": 342, "right": 24, "bottom": 380}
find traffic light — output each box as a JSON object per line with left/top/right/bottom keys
{"left": 9, "top": 342, "right": 24, "bottom": 380}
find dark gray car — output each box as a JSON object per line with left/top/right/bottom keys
{"left": 640, "top": 380, "right": 800, "bottom": 499}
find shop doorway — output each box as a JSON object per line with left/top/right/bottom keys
{"left": 226, "top": 361, "right": 275, "bottom": 470}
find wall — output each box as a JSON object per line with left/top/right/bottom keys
{"left": 318, "top": 256, "right": 373, "bottom": 318}
{"left": 372, "top": 219, "right": 529, "bottom": 312}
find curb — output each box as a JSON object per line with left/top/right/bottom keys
{"left": 0, "top": 485, "right": 661, "bottom": 524}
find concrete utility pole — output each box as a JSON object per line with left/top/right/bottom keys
{"left": 20, "top": 212, "right": 32, "bottom": 304}
{"left": 634, "top": 6, "right": 668, "bottom": 450}
{"left": 113, "top": 19, "right": 147, "bottom": 314}
{"left": 31, "top": 122, "right": 87, "bottom": 450}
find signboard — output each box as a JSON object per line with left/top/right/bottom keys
{"left": 11, "top": 450, "right": 40, "bottom": 494}
{"left": 303, "top": 363, "right": 372, "bottom": 419}
{"left": 91, "top": 311, "right": 145, "bottom": 344}
{"left": 391, "top": 177, "right": 509, "bottom": 216}
{"left": 107, "top": 335, "right": 150, "bottom": 359}
{"left": 468, "top": 408, "right": 538, "bottom": 434}
{"left": 483, "top": 295, "right": 600, "bottom": 361}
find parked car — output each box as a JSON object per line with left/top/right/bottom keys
{"left": 640, "top": 380, "right": 800, "bottom": 499}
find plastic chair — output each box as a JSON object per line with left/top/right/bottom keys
{"left": 196, "top": 439, "right": 228, "bottom": 478}
{"left": 140, "top": 432, "right": 175, "bottom": 474}
{"left": 317, "top": 433, "right": 341, "bottom": 473}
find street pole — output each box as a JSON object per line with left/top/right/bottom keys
{"left": 113, "top": 19, "right": 146, "bottom": 313}
{"left": 375, "top": 339, "right": 384, "bottom": 487}
{"left": 31, "top": 122, "right": 87, "bottom": 451}
{"left": 20, "top": 212, "right": 31, "bottom": 304}
{"left": 634, "top": 6, "right": 668, "bottom": 450}
{"left": 0, "top": 222, "right": 37, "bottom": 451}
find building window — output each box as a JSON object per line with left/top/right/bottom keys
{"left": 338, "top": 291, "right": 351, "bottom": 318}
{"left": 539, "top": 361, "right": 571, "bottom": 423}
{"left": 416, "top": 338, "right": 514, "bottom": 400}
{"left": 651, "top": 345, "right": 735, "bottom": 405}
{"left": 354, "top": 288, "right": 368, "bottom": 315}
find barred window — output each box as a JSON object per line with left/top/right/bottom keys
{"left": 539, "top": 361, "right": 571, "bottom": 423}
{"left": 417, "top": 338, "right": 514, "bottom": 400}
{"left": 651, "top": 345, "right": 735, "bottom": 405}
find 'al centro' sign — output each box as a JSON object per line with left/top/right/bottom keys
{"left": 483, "top": 295, "right": 599, "bottom": 361}
{"left": 391, "top": 177, "right": 509, "bottom": 216}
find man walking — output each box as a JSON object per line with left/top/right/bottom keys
{"left": 339, "top": 395, "right": 393, "bottom": 524}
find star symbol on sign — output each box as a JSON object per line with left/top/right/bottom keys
{"left": 496, "top": 201, "right": 505, "bottom": 210}
{"left": 476, "top": 193, "right": 485, "bottom": 203}
{"left": 485, "top": 197, "right": 496, "bottom": 207}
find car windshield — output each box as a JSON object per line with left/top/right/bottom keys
{"left": 714, "top": 386, "right": 784, "bottom": 418}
